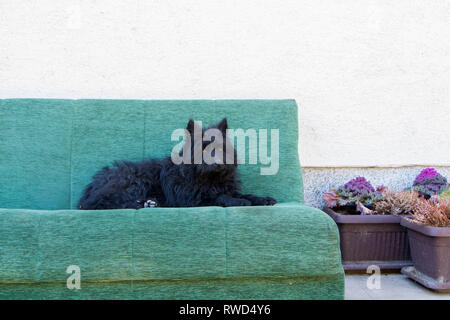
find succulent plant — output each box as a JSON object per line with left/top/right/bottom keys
{"left": 412, "top": 168, "right": 448, "bottom": 199}
{"left": 342, "top": 176, "right": 375, "bottom": 195}
{"left": 356, "top": 202, "right": 375, "bottom": 215}
{"left": 414, "top": 168, "right": 440, "bottom": 184}
{"left": 323, "top": 176, "right": 384, "bottom": 213}
{"left": 323, "top": 190, "right": 339, "bottom": 208}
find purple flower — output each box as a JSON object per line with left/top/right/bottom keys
{"left": 343, "top": 176, "right": 375, "bottom": 195}
{"left": 412, "top": 168, "right": 448, "bottom": 198}
{"left": 413, "top": 168, "right": 441, "bottom": 185}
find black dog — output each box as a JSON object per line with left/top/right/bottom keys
{"left": 78, "top": 118, "right": 276, "bottom": 209}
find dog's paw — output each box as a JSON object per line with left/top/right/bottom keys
{"left": 248, "top": 196, "right": 277, "bottom": 206}
{"left": 144, "top": 199, "right": 158, "bottom": 208}
{"left": 263, "top": 196, "right": 277, "bottom": 206}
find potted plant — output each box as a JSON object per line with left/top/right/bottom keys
{"left": 401, "top": 195, "right": 450, "bottom": 291}
{"left": 411, "top": 167, "right": 448, "bottom": 199}
{"left": 323, "top": 177, "right": 416, "bottom": 270}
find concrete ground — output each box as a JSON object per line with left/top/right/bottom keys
{"left": 345, "top": 273, "right": 450, "bottom": 300}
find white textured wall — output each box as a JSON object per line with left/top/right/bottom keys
{"left": 1, "top": 1, "right": 449, "bottom": 167}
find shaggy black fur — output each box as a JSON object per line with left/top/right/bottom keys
{"left": 78, "top": 118, "right": 276, "bottom": 209}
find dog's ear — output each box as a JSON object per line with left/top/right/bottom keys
{"left": 217, "top": 118, "right": 228, "bottom": 133}
{"left": 186, "top": 119, "right": 195, "bottom": 135}
{"left": 186, "top": 119, "right": 203, "bottom": 137}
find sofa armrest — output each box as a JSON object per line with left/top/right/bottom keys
{"left": 224, "top": 202, "right": 343, "bottom": 278}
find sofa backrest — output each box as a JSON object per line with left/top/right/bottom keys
{"left": 0, "top": 99, "right": 304, "bottom": 209}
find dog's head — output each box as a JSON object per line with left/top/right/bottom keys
{"left": 183, "top": 118, "right": 238, "bottom": 175}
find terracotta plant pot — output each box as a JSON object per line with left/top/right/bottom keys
{"left": 401, "top": 217, "right": 450, "bottom": 291}
{"left": 324, "top": 208, "right": 412, "bottom": 271}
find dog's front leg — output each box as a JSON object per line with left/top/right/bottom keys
{"left": 214, "top": 194, "right": 251, "bottom": 207}
{"left": 233, "top": 193, "right": 277, "bottom": 206}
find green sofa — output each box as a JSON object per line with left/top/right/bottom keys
{"left": 0, "top": 99, "right": 344, "bottom": 299}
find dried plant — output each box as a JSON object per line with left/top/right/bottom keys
{"left": 411, "top": 198, "right": 450, "bottom": 227}
{"left": 373, "top": 190, "right": 420, "bottom": 215}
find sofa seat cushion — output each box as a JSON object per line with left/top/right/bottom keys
{"left": 0, "top": 203, "right": 342, "bottom": 283}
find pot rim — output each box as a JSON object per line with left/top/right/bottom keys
{"left": 400, "top": 216, "right": 450, "bottom": 237}
{"left": 323, "top": 207, "right": 405, "bottom": 224}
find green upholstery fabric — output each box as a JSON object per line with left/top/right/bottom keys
{"left": 0, "top": 99, "right": 344, "bottom": 299}
{"left": 0, "top": 99, "right": 73, "bottom": 210}
{"left": 0, "top": 276, "right": 343, "bottom": 300}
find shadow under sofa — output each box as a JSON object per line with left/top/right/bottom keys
{"left": 0, "top": 99, "right": 344, "bottom": 299}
